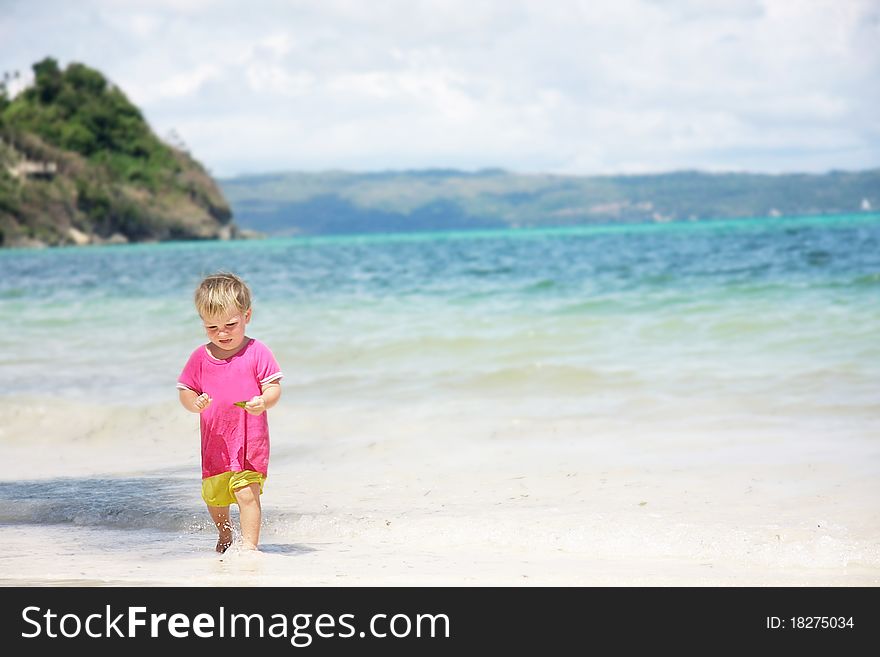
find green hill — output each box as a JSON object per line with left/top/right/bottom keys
{"left": 219, "top": 168, "right": 880, "bottom": 236}
{"left": 0, "top": 58, "right": 236, "bottom": 247}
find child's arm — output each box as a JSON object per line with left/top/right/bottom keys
{"left": 179, "top": 388, "right": 212, "bottom": 413}
{"left": 243, "top": 381, "right": 281, "bottom": 416}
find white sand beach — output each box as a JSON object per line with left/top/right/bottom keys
{"left": 2, "top": 397, "right": 877, "bottom": 587}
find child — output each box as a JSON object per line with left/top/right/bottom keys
{"left": 177, "top": 272, "right": 283, "bottom": 553}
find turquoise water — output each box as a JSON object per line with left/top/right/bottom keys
{"left": 2, "top": 213, "right": 879, "bottom": 419}
{"left": 1, "top": 213, "right": 879, "bottom": 583}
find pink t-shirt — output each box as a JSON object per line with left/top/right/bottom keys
{"left": 177, "top": 338, "right": 282, "bottom": 479}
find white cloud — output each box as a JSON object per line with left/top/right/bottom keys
{"left": 151, "top": 64, "right": 221, "bottom": 100}
{"left": 1, "top": 0, "right": 878, "bottom": 176}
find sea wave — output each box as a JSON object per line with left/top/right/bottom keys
{"left": 0, "top": 476, "right": 204, "bottom": 532}
{"left": 447, "top": 363, "right": 641, "bottom": 395}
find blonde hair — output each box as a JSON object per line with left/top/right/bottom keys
{"left": 194, "top": 272, "right": 252, "bottom": 319}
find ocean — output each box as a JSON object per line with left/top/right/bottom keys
{"left": 1, "top": 213, "right": 878, "bottom": 585}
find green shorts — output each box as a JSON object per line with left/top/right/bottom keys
{"left": 201, "top": 470, "right": 266, "bottom": 507}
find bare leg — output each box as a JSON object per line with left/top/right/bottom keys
{"left": 207, "top": 505, "right": 233, "bottom": 553}
{"left": 233, "top": 482, "right": 262, "bottom": 550}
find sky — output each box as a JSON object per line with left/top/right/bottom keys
{"left": 1, "top": 0, "right": 878, "bottom": 178}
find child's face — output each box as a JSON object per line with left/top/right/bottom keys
{"left": 202, "top": 307, "right": 251, "bottom": 353}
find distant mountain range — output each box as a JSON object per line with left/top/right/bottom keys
{"left": 218, "top": 167, "right": 880, "bottom": 237}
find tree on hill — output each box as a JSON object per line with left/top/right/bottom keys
{"left": 4, "top": 57, "right": 180, "bottom": 187}
{"left": 0, "top": 57, "right": 234, "bottom": 247}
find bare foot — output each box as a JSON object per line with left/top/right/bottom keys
{"left": 216, "top": 537, "right": 232, "bottom": 553}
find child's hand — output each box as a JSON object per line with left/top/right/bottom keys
{"left": 194, "top": 393, "right": 212, "bottom": 412}
{"left": 244, "top": 395, "right": 266, "bottom": 415}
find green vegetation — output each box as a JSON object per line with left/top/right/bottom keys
{"left": 219, "top": 168, "right": 880, "bottom": 236}
{"left": 0, "top": 57, "right": 235, "bottom": 247}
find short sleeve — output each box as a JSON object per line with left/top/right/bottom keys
{"left": 177, "top": 348, "right": 203, "bottom": 392}
{"left": 254, "top": 341, "right": 283, "bottom": 385}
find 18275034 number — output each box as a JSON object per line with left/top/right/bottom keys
{"left": 766, "top": 616, "right": 854, "bottom": 630}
